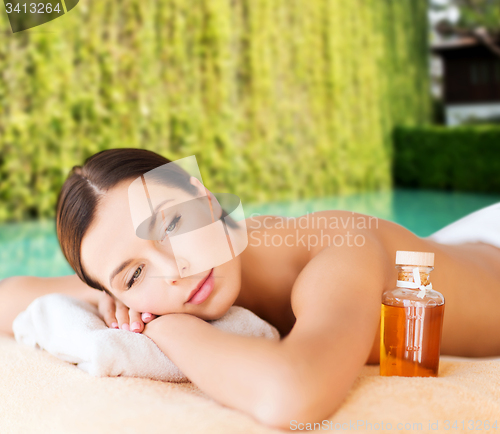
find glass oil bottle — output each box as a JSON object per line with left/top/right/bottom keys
{"left": 380, "top": 251, "right": 445, "bottom": 377}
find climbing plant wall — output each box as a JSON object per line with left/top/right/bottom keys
{"left": 0, "top": 0, "right": 431, "bottom": 222}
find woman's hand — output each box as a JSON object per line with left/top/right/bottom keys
{"left": 142, "top": 313, "right": 198, "bottom": 342}
{"left": 96, "top": 291, "right": 157, "bottom": 333}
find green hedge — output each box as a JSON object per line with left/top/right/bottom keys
{"left": 0, "top": 0, "right": 431, "bottom": 223}
{"left": 393, "top": 126, "right": 500, "bottom": 193}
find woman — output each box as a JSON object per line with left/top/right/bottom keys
{"left": 1, "top": 147, "right": 500, "bottom": 429}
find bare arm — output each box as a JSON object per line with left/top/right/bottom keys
{"left": 143, "top": 314, "right": 292, "bottom": 422}
{"left": 278, "top": 232, "right": 391, "bottom": 425}
{"left": 0, "top": 274, "right": 100, "bottom": 337}
{"left": 142, "top": 232, "right": 391, "bottom": 429}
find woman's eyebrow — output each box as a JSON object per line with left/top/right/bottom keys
{"left": 109, "top": 258, "right": 134, "bottom": 289}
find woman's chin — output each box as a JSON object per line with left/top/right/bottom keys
{"left": 195, "top": 305, "right": 231, "bottom": 321}
{"left": 195, "top": 296, "right": 236, "bottom": 321}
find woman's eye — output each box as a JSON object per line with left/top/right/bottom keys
{"left": 127, "top": 265, "right": 144, "bottom": 289}
{"left": 161, "top": 215, "right": 181, "bottom": 241}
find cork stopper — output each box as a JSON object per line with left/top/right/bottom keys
{"left": 395, "top": 251, "right": 434, "bottom": 267}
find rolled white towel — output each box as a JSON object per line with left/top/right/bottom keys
{"left": 426, "top": 201, "right": 500, "bottom": 249}
{"left": 12, "top": 293, "right": 280, "bottom": 383}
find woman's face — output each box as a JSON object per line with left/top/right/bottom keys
{"left": 80, "top": 177, "right": 242, "bottom": 321}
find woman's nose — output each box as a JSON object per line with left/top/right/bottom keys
{"left": 151, "top": 261, "right": 184, "bottom": 286}
{"left": 151, "top": 240, "right": 190, "bottom": 283}
{"left": 174, "top": 256, "right": 189, "bottom": 279}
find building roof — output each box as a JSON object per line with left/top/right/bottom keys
{"left": 432, "top": 36, "right": 500, "bottom": 59}
{"left": 431, "top": 37, "right": 481, "bottom": 53}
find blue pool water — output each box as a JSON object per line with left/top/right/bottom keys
{"left": 1, "top": 188, "right": 499, "bottom": 279}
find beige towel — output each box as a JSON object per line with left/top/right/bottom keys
{"left": 1, "top": 335, "right": 499, "bottom": 433}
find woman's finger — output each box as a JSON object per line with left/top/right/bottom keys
{"left": 114, "top": 299, "right": 132, "bottom": 331}
{"left": 97, "top": 292, "right": 119, "bottom": 329}
{"left": 128, "top": 308, "right": 143, "bottom": 333}
{"left": 141, "top": 312, "right": 157, "bottom": 323}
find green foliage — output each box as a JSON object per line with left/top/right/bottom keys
{"left": 454, "top": 0, "right": 500, "bottom": 34}
{"left": 393, "top": 126, "right": 500, "bottom": 193}
{"left": 0, "top": 0, "right": 431, "bottom": 223}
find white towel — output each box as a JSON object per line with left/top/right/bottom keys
{"left": 426, "top": 201, "right": 500, "bottom": 249}
{"left": 12, "top": 293, "right": 280, "bottom": 383}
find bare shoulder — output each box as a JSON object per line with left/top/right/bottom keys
{"left": 289, "top": 230, "right": 394, "bottom": 322}
{"left": 244, "top": 213, "right": 296, "bottom": 230}
{"left": 276, "top": 232, "right": 394, "bottom": 420}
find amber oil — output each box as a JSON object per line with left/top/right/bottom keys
{"left": 380, "top": 251, "right": 445, "bottom": 377}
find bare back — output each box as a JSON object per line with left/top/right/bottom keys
{"left": 235, "top": 211, "right": 500, "bottom": 363}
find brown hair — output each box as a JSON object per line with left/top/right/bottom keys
{"left": 56, "top": 148, "right": 199, "bottom": 296}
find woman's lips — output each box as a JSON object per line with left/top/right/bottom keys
{"left": 186, "top": 269, "right": 214, "bottom": 305}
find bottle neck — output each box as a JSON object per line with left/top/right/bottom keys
{"left": 396, "top": 265, "right": 433, "bottom": 286}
